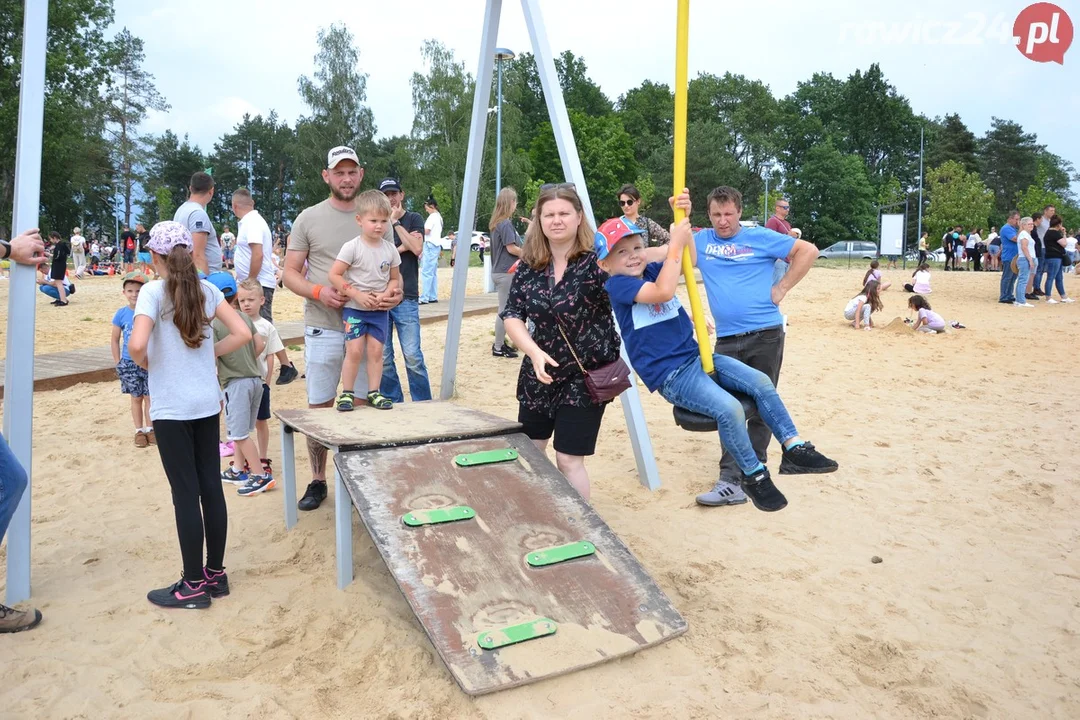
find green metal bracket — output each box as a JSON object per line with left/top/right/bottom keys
{"left": 525, "top": 541, "right": 596, "bottom": 567}
{"left": 477, "top": 618, "right": 557, "bottom": 650}
{"left": 402, "top": 506, "right": 475, "bottom": 527}
{"left": 454, "top": 448, "right": 519, "bottom": 467}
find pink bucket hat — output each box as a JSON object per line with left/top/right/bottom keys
{"left": 148, "top": 220, "right": 192, "bottom": 255}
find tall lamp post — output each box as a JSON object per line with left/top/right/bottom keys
{"left": 484, "top": 47, "right": 514, "bottom": 294}
{"left": 916, "top": 125, "right": 924, "bottom": 257}
{"left": 762, "top": 162, "right": 773, "bottom": 225}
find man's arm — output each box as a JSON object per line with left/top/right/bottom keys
{"left": 248, "top": 243, "right": 264, "bottom": 280}
{"left": 395, "top": 224, "right": 424, "bottom": 256}
{"left": 191, "top": 232, "right": 210, "bottom": 274}
{"left": 772, "top": 239, "right": 818, "bottom": 305}
{"left": 283, "top": 246, "right": 346, "bottom": 310}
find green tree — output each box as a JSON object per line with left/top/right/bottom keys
{"left": 787, "top": 140, "right": 876, "bottom": 244}
{"left": 924, "top": 160, "right": 994, "bottom": 243}
{"left": 554, "top": 51, "right": 612, "bottom": 117}
{"left": 925, "top": 113, "right": 979, "bottom": 175}
{"left": 154, "top": 185, "right": 174, "bottom": 223}
{"left": 293, "top": 24, "right": 376, "bottom": 209}
{"left": 141, "top": 130, "right": 206, "bottom": 217}
{"left": 835, "top": 64, "right": 920, "bottom": 188}
{"left": 616, "top": 81, "right": 673, "bottom": 165}
{"left": 206, "top": 112, "right": 297, "bottom": 228}
{"left": 977, "top": 117, "right": 1042, "bottom": 215}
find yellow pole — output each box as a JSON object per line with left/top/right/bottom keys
{"left": 673, "top": 0, "right": 713, "bottom": 374}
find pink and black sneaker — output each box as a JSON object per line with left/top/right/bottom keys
{"left": 147, "top": 576, "right": 212, "bottom": 609}
{"left": 202, "top": 567, "right": 230, "bottom": 598}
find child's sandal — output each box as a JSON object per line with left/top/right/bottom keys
{"left": 336, "top": 392, "right": 355, "bottom": 412}
{"left": 366, "top": 391, "right": 393, "bottom": 410}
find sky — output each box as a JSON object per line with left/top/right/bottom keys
{"left": 115, "top": 0, "right": 1079, "bottom": 196}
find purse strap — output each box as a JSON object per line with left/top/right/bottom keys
{"left": 554, "top": 319, "right": 587, "bottom": 375}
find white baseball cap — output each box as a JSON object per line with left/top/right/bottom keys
{"left": 326, "top": 146, "right": 361, "bottom": 169}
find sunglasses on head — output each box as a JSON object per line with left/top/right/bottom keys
{"left": 618, "top": 198, "right": 636, "bottom": 207}
{"left": 539, "top": 182, "right": 576, "bottom": 192}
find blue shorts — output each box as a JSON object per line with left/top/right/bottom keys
{"left": 988, "top": 245, "right": 1001, "bottom": 256}
{"left": 116, "top": 358, "right": 148, "bottom": 397}
{"left": 137, "top": 251, "right": 151, "bottom": 264}
{"left": 342, "top": 308, "right": 388, "bottom": 343}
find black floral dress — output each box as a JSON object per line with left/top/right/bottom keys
{"left": 500, "top": 252, "right": 622, "bottom": 414}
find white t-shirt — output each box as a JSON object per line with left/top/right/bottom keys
{"left": 845, "top": 294, "right": 868, "bottom": 315}
{"left": 235, "top": 210, "right": 277, "bottom": 288}
{"left": 90, "top": 242, "right": 100, "bottom": 255}
{"left": 966, "top": 233, "right": 979, "bottom": 249}
{"left": 913, "top": 270, "right": 932, "bottom": 293}
{"left": 1018, "top": 230, "right": 1035, "bottom": 258}
{"left": 251, "top": 316, "right": 284, "bottom": 379}
{"left": 424, "top": 211, "right": 443, "bottom": 247}
{"left": 221, "top": 232, "right": 235, "bottom": 249}
{"left": 986, "top": 232, "right": 999, "bottom": 244}
{"left": 70, "top": 236, "right": 86, "bottom": 252}
{"left": 1065, "top": 236, "right": 1078, "bottom": 253}
{"left": 134, "top": 279, "right": 226, "bottom": 422}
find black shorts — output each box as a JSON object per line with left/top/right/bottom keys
{"left": 518, "top": 403, "right": 606, "bottom": 457}
{"left": 123, "top": 249, "right": 135, "bottom": 263}
{"left": 257, "top": 383, "right": 271, "bottom": 421}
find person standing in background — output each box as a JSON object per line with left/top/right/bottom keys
{"left": 998, "top": 212, "right": 1020, "bottom": 303}
{"left": 618, "top": 183, "right": 670, "bottom": 247}
{"left": 765, "top": 197, "right": 795, "bottom": 284}
{"left": 419, "top": 197, "right": 442, "bottom": 304}
{"left": 985, "top": 227, "right": 1000, "bottom": 271}
{"left": 173, "top": 172, "right": 221, "bottom": 276}
{"left": 70, "top": 227, "right": 87, "bottom": 276}
{"left": 917, "top": 231, "right": 928, "bottom": 265}
{"left": 47, "top": 230, "right": 71, "bottom": 306}
{"left": 220, "top": 225, "right": 236, "bottom": 270}
{"left": 489, "top": 187, "right": 522, "bottom": 359}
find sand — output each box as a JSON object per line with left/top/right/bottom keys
{"left": 2, "top": 264, "right": 1080, "bottom": 719}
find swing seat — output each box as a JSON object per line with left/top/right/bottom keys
{"left": 673, "top": 393, "right": 758, "bottom": 433}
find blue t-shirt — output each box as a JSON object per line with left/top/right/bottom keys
{"left": 999, "top": 224, "right": 1018, "bottom": 261}
{"left": 695, "top": 226, "right": 795, "bottom": 337}
{"left": 605, "top": 262, "right": 699, "bottom": 392}
{"left": 112, "top": 306, "right": 135, "bottom": 361}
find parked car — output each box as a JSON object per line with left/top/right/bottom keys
{"left": 440, "top": 231, "right": 490, "bottom": 252}
{"left": 904, "top": 248, "right": 947, "bottom": 263}
{"left": 817, "top": 241, "right": 879, "bottom": 260}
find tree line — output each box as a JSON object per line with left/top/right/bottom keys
{"left": 3, "top": 0, "right": 1078, "bottom": 248}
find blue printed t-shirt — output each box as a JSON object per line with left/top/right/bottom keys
{"left": 605, "top": 262, "right": 699, "bottom": 392}
{"left": 694, "top": 226, "right": 795, "bottom": 337}
{"left": 999, "top": 223, "right": 1018, "bottom": 261}
{"left": 112, "top": 306, "right": 135, "bottom": 361}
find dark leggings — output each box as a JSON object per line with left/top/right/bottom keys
{"left": 153, "top": 414, "right": 227, "bottom": 582}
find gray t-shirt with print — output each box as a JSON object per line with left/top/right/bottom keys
{"left": 174, "top": 200, "right": 221, "bottom": 273}
{"left": 336, "top": 236, "right": 401, "bottom": 309}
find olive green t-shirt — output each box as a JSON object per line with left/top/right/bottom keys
{"left": 212, "top": 313, "right": 261, "bottom": 386}
{"left": 289, "top": 198, "right": 361, "bottom": 332}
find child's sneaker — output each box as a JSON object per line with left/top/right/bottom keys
{"left": 336, "top": 391, "right": 355, "bottom": 412}
{"left": 147, "top": 577, "right": 212, "bottom": 609}
{"left": 237, "top": 474, "right": 276, "bottom": 496}
{"left": 202, "top": 567, "right": 229, "bottom": 598}
{"left": 220, "top": 464, "right": 248, "bottom": 484}
{"left": 778, "top": 442, "right": 839, "bottom": 475}
{"left": 134, "top": 431, "right": 149, "bottom": 448}
{"left": 739, "top": 468, "right": 788, "bottom": 512}
{"left": 219, "top": 441, "right": 234, "bottom": 457}
{"left": 260, "top": 458, "right": 274, "bottom": 480}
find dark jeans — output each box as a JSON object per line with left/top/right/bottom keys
{"left": 1034, "top": 252, "right": 1048, "bottom": 290}
{"left": 715, "top": 325, "right": 785, "bottom": 477}
{"left": 153, "top": 414, "right": 227, "bottom": 582}
{"left": 260, "top": 286, "right": 275, "bottom": 323}
{"left": 999, "top": 260, "right": 1018, "bottom": 302}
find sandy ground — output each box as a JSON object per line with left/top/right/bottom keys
{"left": 2, "top": 264, "right": 1080, "bottom": 719}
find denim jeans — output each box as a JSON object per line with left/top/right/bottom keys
{"left": 1034, "top": 253, "right": 1047, "bottom": 290}
{"left": 381, "top": 299, "right": 432, "bottom": 403}
{"left": 714, "top": 326, "right": 785, "bottom": 474}
{"left": 419, "top": 242, "right": 440, "bottom": 302}
{"left": 1042, "top": 257, "right": 1065, "bottom": 298}
{"left": 1000, "top": 259, "right": 1018, "bottom": 302}
{"left": 1015, "top": 256, "right": 1033, "bottom": 301}
{"left": 659, "top": 353, "right": 798, "bottom": 474}
{"left": 0, "top": 433, "right": 29, "bottom": 543}
{"left": 771, "top": 259, "right": 789, "bottom": 287}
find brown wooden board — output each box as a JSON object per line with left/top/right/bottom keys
{"left": 334, "top": 433, "right": 687, "bottom": 696}
{"left": 274, "top": 402, "right": 521, "bottom": 451}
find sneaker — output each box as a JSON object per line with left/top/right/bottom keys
{"left": 298, "top": 480, "right": 328, "bottom": 511}
{"left": 492, "top": 345, "right": 511, "bottom": 358}
{"left": 1063, "top": 297, "right": 1075, "bottom": 303}
{"left": 146, "top": 428, "right": 156, "bottom": 445}
{"left": 1014, "top": 302, "right": 1035, "bottom": 308}
{"left": 276, "top": 363, "right": 299, "bottom": 386}
{"left": 336, "top": 391, "right": 355, "bottom": 412}
{"left": 950, "top": 321, "right": 967, "bottom": 329}
{"left": 134, "top": 430, "right": 149, "bottom": 448}
{"left": 779, "top": 442, "right": 839, "bottom": 474}
{"left": 695, "top": 476, "right": 748, "bottom": 506}
{"left": 1025, "top": 293, "right": 1039, "bottom": 300}
{"left": 238, "top": 474, "right": 276, "bottom": 496}
{"left": 260, "top": 458, "right": 274, "bottom": 479}
{"left": 147, "top": 577, "right": 212, "bottom": 609}
{"left": 0, "top": 604, "right": 42, "bottom": 633}
{"left": 739, "top": 468, "right": 788, "bottom": 512}
{"left": 221, "top": 464, "right": 248, "bottom": 484}
{"left": 202, "top": 568, "right": 230, "bottom": 598}
{"left": 1047, "top": 298, "right": 1059, "bottom": 304}
{"left": 498, "top": 343, "right": 519, "bottom": 358}
{"left": 219, "top": 441, "right": 235, "bottom": 458}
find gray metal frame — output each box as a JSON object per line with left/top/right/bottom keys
{"left": 439, "top": 0, "right": 661, "bottom": 490}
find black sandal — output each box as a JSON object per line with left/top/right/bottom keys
{"left": 366, "top": 390, "right": 393, "bottom": 410}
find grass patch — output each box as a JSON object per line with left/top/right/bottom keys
{"left": 287, "top": 345, "right": 302, "bottom": 352}
{"left": 81, "top": 316, "right": 93, "bottom": 322}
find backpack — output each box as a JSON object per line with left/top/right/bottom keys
{"left": 126, "top": 236, "right": 135, "bottom": 250}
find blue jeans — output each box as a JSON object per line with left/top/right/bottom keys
{"left": 1015, "top": 257, "right": 1033, "bottom": 301}
{"left": 419, "top": 242, "right": 440, "bottom": 302}
{"left": 1000, "top": 259, "right": 1018, "bottom": 302}
{"left": 1042, "top": 257, "right": 1065, "bottom": 298}
{"left": 659, "top": 354, "right": 798, "bottom": 474}
{"left": 381, "top": 299, "right": 432, "bottom": 403}
{"left": 771, "top": 259, "right": 789, "bottom": 287}
{"left": 0, "top": 433, "right": 29, "bottom": 543}
{"left": 1034, "top": 253, "right": 1047, "bottom": 290}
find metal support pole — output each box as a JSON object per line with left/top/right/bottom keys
{"left": 5, "top": 0, "right": 48, "bottom": 604}
{"left": 496, "top": 59, "right": 503, "bottom": 197}
{"left": 916, "top": 125, "right": 924, "bottom": 270}
{"left": 764, "top": 173, "right": 769, "bottom": 225}
{"left": 440, "top": 0, "right": 501, "bottom": 400}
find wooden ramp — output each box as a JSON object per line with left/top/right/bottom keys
{"left": 335, "top": 433, "right": 687, "bottom": 695}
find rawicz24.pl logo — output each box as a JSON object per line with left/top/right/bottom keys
{"left": 1014, "top": 3, "right": 1073, "bottom": 63}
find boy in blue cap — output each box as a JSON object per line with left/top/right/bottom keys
{"left": 595, "top": 211, "right": 837, "bottom": 512}
{"left": 205, "top": 272, "right": 273, "bottom": 495}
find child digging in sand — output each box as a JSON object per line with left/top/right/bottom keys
{"left": 844, "top": 280, "right": 884, "bottom": 330}
{"left": 111, "top": 271, "right": 153, "bottom": 447}
{"left": 596, "top": 206, "right": 838, "bottom": 512}
{"left": 907, "top": 295, "right": 965, "bottom": 333}
{"left": 328, "top": 190, "right": 401, "bottom": 411}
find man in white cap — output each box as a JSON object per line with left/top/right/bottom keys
{"left": 282, "top": 146, "right": 403, "bottom": 512}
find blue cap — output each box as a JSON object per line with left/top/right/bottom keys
{"left": 205, "top": 271, "right": 237, "bottom": 298}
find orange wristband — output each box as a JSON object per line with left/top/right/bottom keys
{"left": 312, "top": 284, "right": 323, "bottom": 301}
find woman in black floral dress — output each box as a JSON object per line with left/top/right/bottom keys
{"left": 500, "top": 186, "right": 621, "bottom": 501}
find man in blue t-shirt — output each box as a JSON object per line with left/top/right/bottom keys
{"left": 998, "top": 211, "right": 1020, "bottom": 303}
{"left": 693, "top": 186, "right": 820, "bottom": 496}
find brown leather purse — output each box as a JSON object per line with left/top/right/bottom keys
{"left": 555, "top": 320, "right": 632, "bottom": 403}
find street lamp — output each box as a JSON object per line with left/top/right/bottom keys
{"left": 762, "top": 162, "right": 773, "bottom": 225}
{"left": 494, "top": 48, "right": 515, "bottom": 197}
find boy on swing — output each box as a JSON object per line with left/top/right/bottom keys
{"left": 597, "top": 196, "right": 837, "bottom": 512}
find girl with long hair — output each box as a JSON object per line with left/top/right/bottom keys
{"left": 127, "top": 221, "right": 252, "bottom": 609}
{"left": 844, "top": 280, "right": 884, "bottom": 330}
{"left": 489, "top": 187, "right": 523, "bottom": 357}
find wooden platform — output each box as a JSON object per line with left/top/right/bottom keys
{"left": 335, "top": 433, "right": 688, "bottom": 695}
